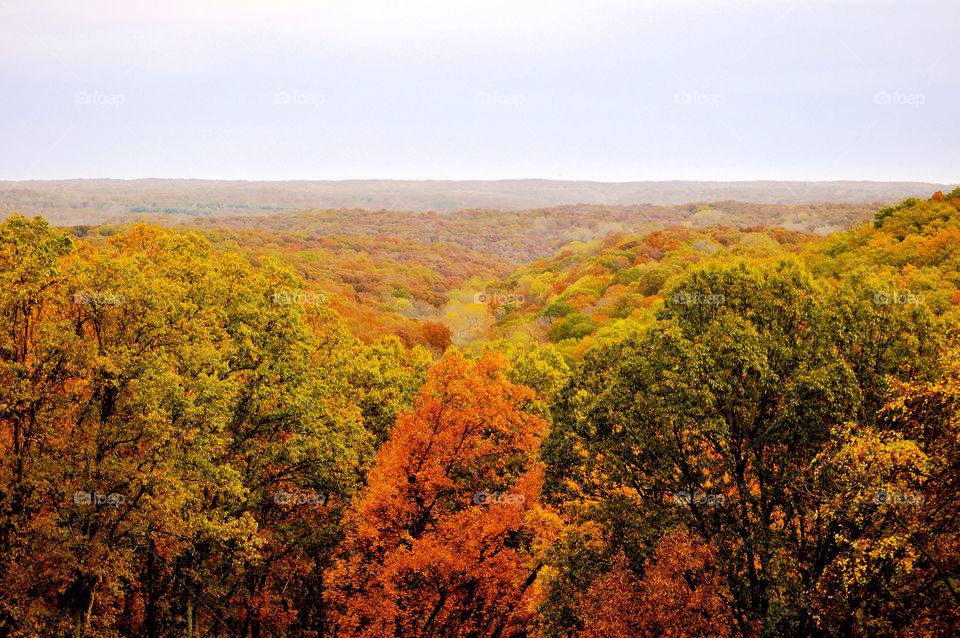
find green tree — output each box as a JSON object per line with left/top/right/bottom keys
{"left": 539, "top": 257, "right": 940, "bottom": 636}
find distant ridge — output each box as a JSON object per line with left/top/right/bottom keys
{"left": 1, "top": 178, "right": 953, "bottom": 225}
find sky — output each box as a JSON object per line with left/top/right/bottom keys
{"left": 0, "top": 0, "right": 957, "bottom": 182}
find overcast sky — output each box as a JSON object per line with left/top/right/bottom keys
{"left": 1, "top": 0, "right": 957, "bottom": 182}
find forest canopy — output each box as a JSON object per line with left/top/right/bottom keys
{"left": 1, "top": 190, "right": 959, "bottom": 636}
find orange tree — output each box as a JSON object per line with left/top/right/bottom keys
{"left": 325, "top": 350, "right": 553, "bottom": 638}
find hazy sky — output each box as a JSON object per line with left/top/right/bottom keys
{"left": 1, "top": 0, "right": 957, "bottom": 182}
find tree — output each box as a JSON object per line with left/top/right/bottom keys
{"left": 351, "top": 335, "right": 431, "bottom": 445}
{"left": 579, "top": 530, "right": 733, "bottom": 638}
{"left": 325, "top": 350, "right": 551, "bottom": 638}
{"left": 0, "top": 221, "right": 372, "bottom": 637}
{"left": 805, "top": 341, "right": 960, "bottom": 635}
{"left": 539, "top": 257, "right": 939, "bottom": 636}
{"left": 422, "top": 320, "right": 453, "bottom": 354}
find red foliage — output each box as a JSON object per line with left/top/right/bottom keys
{"left": 580, "top": 531, "right": 733, "bottom": 638}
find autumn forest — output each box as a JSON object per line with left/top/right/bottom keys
{"left": 2, "top": 187, "right": 960, "bottom": 637}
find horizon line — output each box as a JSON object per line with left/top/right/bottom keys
{"left": 1, "top": 177, "right": 955, "bottom": 185}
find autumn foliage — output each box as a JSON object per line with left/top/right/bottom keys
{"left": 1, "top": 189, "right": 960, "bottom": 637}
{"left": 579, "top": 531, "right": 732, "bottom": 638}
{"left": 326, "top": 350, "right": 548, "bottom": 637}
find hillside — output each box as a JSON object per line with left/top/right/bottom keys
{"left": 1, "top": 178, "right": 952, "bottom": 225}
{"left": 454, "top": 189, "right": 960, "bottom": 359}
{"left": 64, "top": 200, "right": 884, "bottom": 346}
